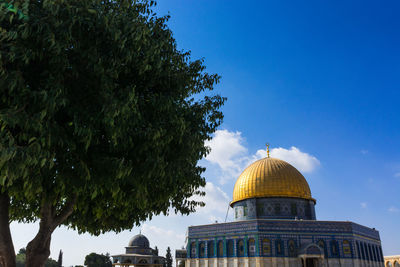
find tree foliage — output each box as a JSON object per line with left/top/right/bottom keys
{"left": 165, "top": 247, "right": 173, "bottom": 267}
{"left": 84, "top": 253, "right": 112, "bottom": 267}
{"left": 0, "top": 0, "right": 224, "bottom": 266}
{"left": 14, "top": 248, "right": 59, "bottom": 267}
{"left": 57, "top": 250, "right": 62, "bottom": 267}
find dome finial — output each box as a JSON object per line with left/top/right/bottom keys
{"left": 266, "top": 143, "right": 270, "bottom": 158}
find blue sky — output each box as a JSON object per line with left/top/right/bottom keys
{"left": 11, "top": 1, "right": 400, "bottom": 265}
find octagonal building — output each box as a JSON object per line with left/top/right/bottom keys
{"left": 176, "top": 156, "right": 384, "bottom": 267}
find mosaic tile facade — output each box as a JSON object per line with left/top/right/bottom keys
{"left": 180, "top": 219, "right": 384, "bottom": 267}
{"left": 176, "top": 157, "right": 385, "bottom": 267}
{"left": 232, "top": 197, "right": 316, "bottom": 221}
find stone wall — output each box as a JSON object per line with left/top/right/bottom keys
{"left": 384, "top": 255, "right": 400, "bottom": 267}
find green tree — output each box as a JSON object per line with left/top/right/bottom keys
{"left": 165, "top": 247, "right": 173, "bottom": 267}
{"left": 0, "top": 0, "right": 224, "bottom": 266}
{"left": 84, "top": 253, "right": 112, "bottom": 267}
{"left": 57, "top": 250, "right": 62, "bottom": 267}
{"left": 44, "top": 258, "right": 58, "bottom": 267}
{"left": 13, "top": 248, "right": 59, "bottom": 267}
{"left": 15, "top": 253, "right": 25, "bottom": 267}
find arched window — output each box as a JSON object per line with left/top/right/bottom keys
{"left": 139, "top": 259, "right": 148, "bottom": 264}
{"left": 217, "top": 240, "right": 223, "bottom": 257}
{"left": 274, "top": 204, "right": 281, "bottom": 215}
{"left": 343, "top": 240, "right": 351, "bottom": 257}
{"left": 372, "top": 245, "right": 377, "bottom": 261}
{"left": 375, "top": 246, "right": 381, "bottom": 262}
{"left": 361, "top": 242, "right": 366, "bottom": 260}
{"left": 379, "top": 246, "right": 384, "bottom": 262}
{"left": 244, "top": 205, "right": 248, "bottom": 216}
{"left": 208, "top": 241, "right": 214, "bottom": 258}
{"left": 387, "top": 262, "right": 393, "bottom": 267}
{"left": 305, "top": 204, "right": 312, "bottom": 218}
{"left": 275, "top": 240, "right": 284, "bottom": 256}
{"left": 257, "top": 204, "right": 264, "bottom": 215}
{"left": 369, "top": 244, "right": 374, "bottom": 261}
{"left": 288, "top": 240, "right": 296, "bottom": 257}
{"left": 364, "top": 243, "right": 369, "bottom": 261}
{"left": 262, "top": 238, "right": 271, "bottom": 256}
{"left": 378, "top": 246, "right": 384, "bottom": 262}
{"left": 199, "top": 242, "right": 205, "bottom": 257}
{"left": 248, "top": 238, "right": 256, "bottom": 256}
{"left": 237, "top": 240, "right": 245, "bottom": 257}
{"left": 191, "top": 242, "right": 196, "bottom": 258}
{"left": 356, "top": 242, "right": 361, "bottom": 259}
{"left": 394, "top": 261, "right": 400, "bottom": 267}
{"left": 227, "top": 240, "right": 234, "bottom": 257}
{"left": 330, "top": 240, "right": 339, "bottom": 257}
{"left": 317, "top": 240, "right": 327, "bottom": 257}
{"left": 367, "top": 244, "right": 372, "bottom": 261}
{"left": 291, "top": 203, "right": 297, "bottom": 216}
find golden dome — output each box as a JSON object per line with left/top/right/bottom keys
{"left": 231, "top": 157, "right": 315, "bottom": 206}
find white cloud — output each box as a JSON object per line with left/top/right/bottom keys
{"left": 253, "top": 146, "right": 320, "bottom": 173}
{"left": 205, "top": 130, "right": 248, "bottom": 184}
{"left": 193, "top": 182, "right": 230, "bottom": 215}
{"left": 206, "top": 130, "right": 247, "bottom": 178}
{"left": 360, "top": 202, "right": 367, "bottom": 209}
{"left": 141, "top": 224, "right": 186, "bottom": 255}
{"left": 205, "top": 130, "right": 320, "bottom": 183}
{"left": 142, "top": 224, "right": 185, "bottom": 242}
{"left": 388, "top": 206, "right": 400, "bottom": 213}
{"left": 361, "top": 150, "right": 368, "bottom": 155}
{"left": 394, "top": 172, "right": 400, "bottom": 178}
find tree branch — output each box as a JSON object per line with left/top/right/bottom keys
{"left": 25, "top": 195, "right": 77, "bottom": 267}
{"left": 52, "top": 194, "right": 77, "bottom": 229}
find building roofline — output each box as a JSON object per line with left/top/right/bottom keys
{"left": 188, "top": 218, "right": 378, "bottom": 232}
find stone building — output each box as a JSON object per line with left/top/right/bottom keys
{"left": 384, "top": 255, "right": 400, "bottom": 267}
{"left": 178, "top": 156, "right": 385, "bottom": 267}
{"left": 112, "top": 234, "right": 165, "bottom": 267}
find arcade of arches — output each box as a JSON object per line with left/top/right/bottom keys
{"left": 385, "top": 255, "right": 400, "bottom": 267}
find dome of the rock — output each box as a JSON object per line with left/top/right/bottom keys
{"left": 231, "top": 157, "right": 315, "bottom": 205}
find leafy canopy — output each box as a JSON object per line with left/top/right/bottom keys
{"left": 84, "top": 252, "right": 112, "bottom": 267}
{"left": 165, "top": 247, "right": 173, "bottom": 267}
{"left": 0, "top": 0, "right": 224, "bottom": 234}
{"left": 15, "top": 248, "right": 59, "bottom": 267}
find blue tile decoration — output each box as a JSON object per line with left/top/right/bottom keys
{"left": 185, "top": 219, "right": 383, "bottom": 262}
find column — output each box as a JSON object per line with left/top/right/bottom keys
{"left": 255, "top": 257, "right": 261, "bottom": 267}
{"left": 244, "top": 257, "right": 249, "bottom": 267}
{"left": 244, "top": 236, "right": 248, "bottom": 257}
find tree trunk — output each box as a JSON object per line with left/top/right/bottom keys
{"left": 0, "top": 192, "right": 16, "bottom": 267}
{"left": 25, "top": 229, "right": 52, "bottom": 267}
{"left": 25, "top": 200, "right": 54, "bottom": 267}
{"left": 25, "top": 196, "right": 76, "bottom": 267}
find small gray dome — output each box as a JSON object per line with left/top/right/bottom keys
{"left": 128, "top": 234, "right": 150, "bottom": 248}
